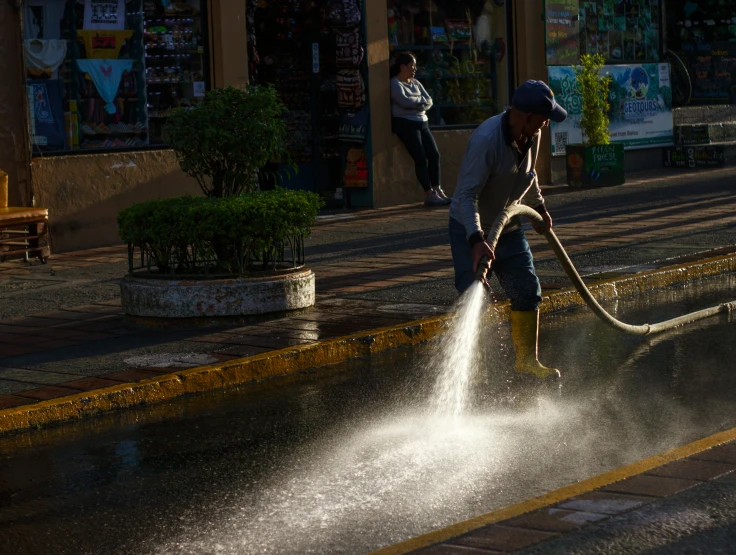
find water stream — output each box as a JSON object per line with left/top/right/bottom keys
{"left": 428, "top": 281, "right": 489, "bottom": 418}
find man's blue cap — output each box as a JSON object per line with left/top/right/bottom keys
{"left": 512, "top": 80, "right": 567, "bottom": 123}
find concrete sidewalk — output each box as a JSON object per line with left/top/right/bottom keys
{"left": 0, "top": 166, "right": 735, "bottom": 422}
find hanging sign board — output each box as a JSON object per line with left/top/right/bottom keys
{"left": 545, "top": 0, "right": 580, "bottom": 66}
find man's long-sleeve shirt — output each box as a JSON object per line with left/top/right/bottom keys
{"left": 449, "top": 111, "right": 545, "bottom": 241}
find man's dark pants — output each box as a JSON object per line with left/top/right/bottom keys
{"left": 449, "top": 217, "right": 542, "bottom": 310}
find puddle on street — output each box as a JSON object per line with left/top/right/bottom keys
{"left": 1, "top": 274, "right": 735, "bottom": 555}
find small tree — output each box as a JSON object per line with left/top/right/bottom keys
{"left": 573, "top": 53, "right": 612, "bottom": 146}
{"left": 166, "top": 86, "right": 293, "bottom": 198}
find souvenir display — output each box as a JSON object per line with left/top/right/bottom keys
{"left": 250, "top": 0, "right": 369, "bottom": 203}
{"left": 22, "top": 0, "right": 208, "bottom": 154}
{"left": 578, "top": 0, "right": 661, "bottom": 62}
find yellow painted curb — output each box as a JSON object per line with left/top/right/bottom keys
{"left": 0, "top": 252, "right": 734, "bottom": 436}
{"left": 368, "top": 425, "right": 736, "bottom": 555}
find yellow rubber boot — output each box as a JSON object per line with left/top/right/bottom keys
{"left": 510, "top": 310, "right": 560, "bottom": 379}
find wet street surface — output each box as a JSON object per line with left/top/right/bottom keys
{"left": 1, "top": 275, "right": 735, "bottom": 554}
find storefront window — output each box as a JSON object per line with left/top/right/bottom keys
{"left": 387, "top": 0, "right": 502, "bottom": 127}
{"left": 666, "top": 0, "right": 736, "bottom": 105}
{"left": 248, "top": 0, "right": 370, "bottom": 207}
{"left": 580, "top": 0, "right": 661, "bottom": 63}
{"left": 23, "top": 0, "right": 208, "bottom": 154}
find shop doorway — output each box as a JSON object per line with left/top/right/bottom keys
{"left": 247, "top": 0, "right": 372, "bottom": 209}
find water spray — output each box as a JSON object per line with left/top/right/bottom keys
{"left": 482, "top": 204, "right": 736, "bottom": 335}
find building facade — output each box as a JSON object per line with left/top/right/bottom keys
{"left": 5, "top": 0, "right": 707, "bottom": 253}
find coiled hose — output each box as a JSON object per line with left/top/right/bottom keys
{"left": 477, "top": 204, "right": 736, "bottom": 336}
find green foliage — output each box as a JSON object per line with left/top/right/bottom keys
{"left": 118, "top": 189, "right": 323, "bottom": 275}
{"left": 573, "top": 53, "right": 612, "bottom": 146}
{"left": 165, "top": 86, "right": 294, "bottom": 198}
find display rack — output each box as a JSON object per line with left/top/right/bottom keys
{"left": 143, "top": 9, "right": 206, "bottom": 144}
{"left": 250, "top": 0, "right": 368, "bottom": 207}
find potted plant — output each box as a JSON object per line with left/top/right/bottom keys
{"left": 117, "top": 86, "right": 323, "bottom": 320}
{"left": 566, "top": 53, "right": 626, "bottom": 187}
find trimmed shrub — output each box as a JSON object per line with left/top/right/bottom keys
{"left": 165, "top": 85, "right": 294, "bottom": 197}
{"left": 118, "top": 189, "right": 323, "bottom": 275}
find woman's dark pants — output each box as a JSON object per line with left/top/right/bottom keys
{"left": 392, "top": 117, "right": 441, "bottom": 192}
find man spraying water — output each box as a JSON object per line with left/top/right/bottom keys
{"left": 448, "top": 80, "right": 568, "bottom": 379}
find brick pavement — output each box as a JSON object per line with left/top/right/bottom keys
{"left": 399, "top": 437, "right": 736, "bottom": 555}
{"left": 0, "top": 167, "right": 735, "bottom": 412}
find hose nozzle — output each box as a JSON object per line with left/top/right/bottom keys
{"left": 475, "top": 255, "right": 492, "bottom": 283}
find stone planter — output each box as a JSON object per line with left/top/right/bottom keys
{"left": 120, "top": 267, "right": 315, "bottom": 319}
{"left": 566, "top": 143, "right": 626, "bottom": 187}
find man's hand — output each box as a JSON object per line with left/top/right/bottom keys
{"left": 471, "top": 240, "right": 495, "bottom": 274}
{"left": 531, "top": 208, "right": 553, "bottom": 234}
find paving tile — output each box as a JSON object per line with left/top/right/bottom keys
{"left": 645, "top": 458, "right": 736, "bottom": 481}
{"left": 0, "top": 394, "right": 36, "bottom": 409}
{"left": 502, "top": 507, "right": 609, "bottom": 533}
{"left": 0, "top": 333, "right": 50, "bottom": 345}
{"left": 34, "top": 328, "right": 88, "bottom": 340}
{"left": 16, "top": 385, "right": 82, "bottom": 401}
{"left": 557, "top": 491, "right": 654, "bottom": 515}
{"left": 258, "top": 319, "right": 323, "bottom": 332}
{"left": 33, "top": 310, "right": 107, "bottom": 322}
{"left": 449, "top": 525, "right": 556, "bottom": 552}
{"left": 100, "top": 368, "right": 169, "bottom": 382}
{"left": 63, "top": 319, "right": 127, "bottom": 333}
{"left": 0, "top": 367, "right": 84, "bottom": 385}
{"left": 0, "top": 345, "right": 37, "bottom": 357}
{"left": 215, "top": 345, "right": 275, "bottom": 357}
{"left": 31, "top": 340, "right": 82, "bottom": 351}
{"left": 58, "top": 377, "right": 124, "bottom": 392}
{"left": 418, "top": 544, "right": 502, "bottom": 554}
{"left": 213, "top": 335, "right": 314, "bottom": 349}
{"left": 225, "top": 327, "right": 322, "bottom": 341}
{"left": 9, "top": 317, "right": 70, "bottom": 328}
{"left": 691, "top": 442, "right": 736, "bottom": 465}
{"left": 600, "top": 474, "right": 701, "bottom": 497}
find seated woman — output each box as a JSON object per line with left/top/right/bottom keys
{"left": 390, "top": 52, "right": 451, "bottom": 206}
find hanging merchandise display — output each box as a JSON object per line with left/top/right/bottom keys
{"left": 24, "top": 0, "right": 67, "bottom": 40}
{"left": 343, "top": 147, "right": 368, "bottom": 187}
{"left": 77, "top": 59, "right": 133, "bottom": 113}
{"left": 250, "top": 0, "right": 370, "bottom": 204}
{"left": 83, "top": 0, "right": 126, "bottom": 30}
{"left": 25, "top": 39, "right": 68, "bottom": 78}
{"left": 77, "top": 29, "right": 134, "bottom": 58}
{"left": 21, "top": 0, "right": 209, "bottom": 154}
{"left": 28, "top": 79, "right": 67, "bottom": 148}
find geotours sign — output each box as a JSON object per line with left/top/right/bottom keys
{"left": 548, "top": 63, "right": 674, "bottom": 155}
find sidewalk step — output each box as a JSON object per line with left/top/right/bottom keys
{"left": 673, "top": 105, "right": 736, "bottom": 125}
{"left": 673, "top": 122, "right": 736, "bottom": 145}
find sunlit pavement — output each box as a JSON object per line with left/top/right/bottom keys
{"left": 1, "top": 166, "right": 735, "bottom": 410}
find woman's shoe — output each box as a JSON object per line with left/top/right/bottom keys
{"left": 434, "top": 187, "right": 452, "bottom": 202}
{"left": 424, "top": 191, "right": 449, "bottom": 207}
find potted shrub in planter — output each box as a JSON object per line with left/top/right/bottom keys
{"left": 117, "top": 86, "right": 323, "bottom": 320}
{"left": 566, "top": 53, "right": 626, "bottom": 187}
